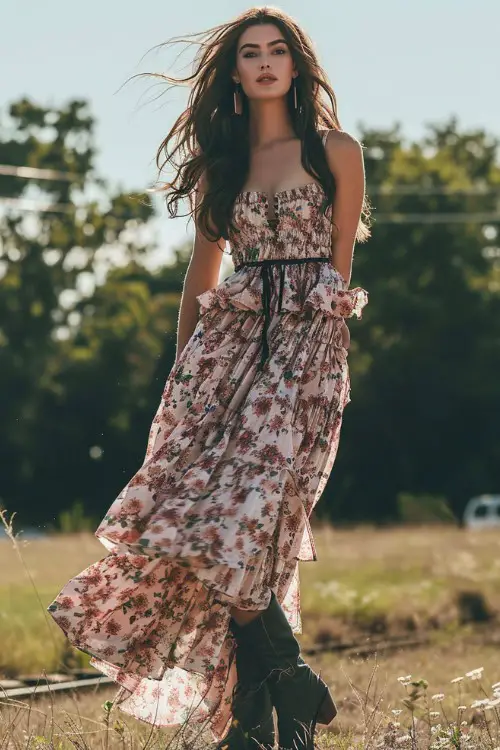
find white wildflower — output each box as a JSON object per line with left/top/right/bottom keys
{"left": 397, "top": 674, "right": 412, "bottom": 683}
{"left": 471, "top": 698, "right": 490, "bottom": 709}
{"left": 429, "top": 711, "right": 440, "bottom": 718}
{"left": 450, "top": 676, "right": 464, "bottom": 683}
{"left": 431, "top": 693, "right": 445, "bottom": 702}
{"left": 465, "top": 667, "right": 484, "bottom": 680}
{"left": 391, "top": 709, "right": 403, "bottom": 716}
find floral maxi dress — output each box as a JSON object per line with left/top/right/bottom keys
{"left": 47, "top": 130, "right": 368, "bottom": 743}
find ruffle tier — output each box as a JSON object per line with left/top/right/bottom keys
{"left": 195, "top": 260, "right": 368, "bottom": 321}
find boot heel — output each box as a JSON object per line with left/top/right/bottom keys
{"left": 316, "top": 686, "right": 338, "bottom": 725}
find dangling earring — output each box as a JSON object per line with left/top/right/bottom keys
{"left": 293, "top": 77, "right": 298, "bottom": 109}
{"left": 233, "top": 82, "right": 242, "bottom": 115}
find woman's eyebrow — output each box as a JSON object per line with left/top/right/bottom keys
{"left": 238, "top": 39, "right": 288, "bottom": 53}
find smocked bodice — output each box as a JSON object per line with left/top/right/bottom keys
{"left": 229, "top": 182, "right": 333, "bottom": 268}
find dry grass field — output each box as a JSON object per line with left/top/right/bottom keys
{"left": 1, "top": 515, "right": 500, "bottom": 748}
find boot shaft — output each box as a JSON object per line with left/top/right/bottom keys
{"left": 230, "top": 592, "right": 301, "bottom": 676}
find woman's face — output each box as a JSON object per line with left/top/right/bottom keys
{"left": 233, "top": 23, "right": 297, "bottom": 103}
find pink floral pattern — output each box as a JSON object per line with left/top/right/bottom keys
{"left": 47, "top": 142, "right": 368, "bottom": 742}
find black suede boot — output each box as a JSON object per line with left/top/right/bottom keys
{"left": 214, "top": 618, "right": 275, "bottom": 749}
{"left": 231, "top": 591, "right": 337, "bottom": 750}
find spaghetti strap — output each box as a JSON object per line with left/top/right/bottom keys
{"left": 321, "top": 129, "right": 330, "bottom": 147}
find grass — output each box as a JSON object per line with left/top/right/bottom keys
{"left": 0, "top": 531, "right": 98, "bottom": 677}
{"left": 299, "top": 523, "right": 500, "bottom": 646}
{"left": 1, "top": 510, "right": 500, "bottom": 748}
{"left": 2, "top": 648, "right": 500, "bottom": 749}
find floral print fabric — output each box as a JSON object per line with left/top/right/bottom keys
{"left": 47, "top": 133, "right": 369, "bottom": 743}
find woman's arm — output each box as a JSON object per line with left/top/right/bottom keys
{"left": 323, "top": 129, "right": 366, "bottom": 288}
{"left": 324, "top": 130, "right": 366, "bottom": 350}
{"left": 175, "top": 176, "right": 225, "bottom": 364}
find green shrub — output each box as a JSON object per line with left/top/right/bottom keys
{"left": 397, "top": 493, "right": 456, "bottom": 524}
{"left": 57, "top": 500, "right": 97, "bottom": 533}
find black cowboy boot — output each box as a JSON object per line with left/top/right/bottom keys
{"left": 214, "top": 618, "right": 275, "bottom": 749}
{"left": 231, "top": 591, "right": 337, "bottom": 750}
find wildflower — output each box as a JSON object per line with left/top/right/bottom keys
{"left": 465, "top": 667, "right": 484, "bottom": 680}
{"left": 429, "top": 711, "right": 440, "bottom": 718}
{"left": 458, "top": 705, "right": 467, "bottom": 711}
{"left": 431, "top": 693, "right": 445, "bottom": 702}
{"left": 470, "top": 698, "right": 490, "bottom": 709}
{"left": 492, "top": 682, "right": 500, "bottom": 690}
{"left": 450, "top": 676, "right": 464, "bottom": 683}
{"left": 397, "top": 674, "right": 412, "bottom": 683}
{"left": 391, "top": 709, "right": 403, "bottom": 716}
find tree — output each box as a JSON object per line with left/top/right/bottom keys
{"left": 0, "top": 98, "right": 157, "bottom": 523}
{"left": 2, "top": 103, "right": 499, "bottom": 528}
{"left": 324, "top": 118, "right": 500, "bottom": 523}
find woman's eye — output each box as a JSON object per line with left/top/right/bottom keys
{"left": 243, "top": 48, "right": 286, "bottom": 58}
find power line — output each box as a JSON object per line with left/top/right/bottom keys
{"left": 1, "top": 163, "right": 500, "bottom": 196}
{"left": 1, "top": 195, "right": 498, "bottom": 223}
{"left": 372, "top": 185, "right": 500, "bottom": 196}
{"left": 0, "top": 164, "right": 78, "bottom": 182}
{"left": 1, "top": 164, "right": 500, "bottom": 222}
{"left": 0, "top": 197, "right": 75, "bottom": 214}
{"left": 373, "top": 212, "right": 500, "bottom": 223}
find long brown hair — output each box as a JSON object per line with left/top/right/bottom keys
{"left": 139, "top": 7, "right": 372, "bottom": 246}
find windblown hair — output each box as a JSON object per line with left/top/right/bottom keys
{"left": 138, "top": 6, "right": 372, "bottom": 247}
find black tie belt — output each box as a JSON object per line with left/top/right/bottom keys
{"left": 233, "top": 256, "right": 332, "bottom": 371}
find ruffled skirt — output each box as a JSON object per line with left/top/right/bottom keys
{"left": 47, "top": 260, "right": 368, "bottom": 741}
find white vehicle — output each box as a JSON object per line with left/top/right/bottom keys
{"left": 463, "top": 495, "right": 500, "bottom": 529}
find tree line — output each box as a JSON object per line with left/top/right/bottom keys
{"left": 0, "top": 98, "right": 499, "bottom": 530}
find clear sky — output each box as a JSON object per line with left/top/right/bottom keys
{"left": 2, "top": 0, "right": 499, "bottom": 266}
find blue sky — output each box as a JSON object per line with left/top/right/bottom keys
{"left": 2, "top": 1, "right": 499, "bottom": 265}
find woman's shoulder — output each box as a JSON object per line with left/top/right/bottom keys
{"left": 322, "top": 129, "right": 363, "bottom": 177}
{"left": 319, "top": 128, "right": 362, "bottom": 151}
{"left": 319, "top": 129, "right": 364, "bottom": 179}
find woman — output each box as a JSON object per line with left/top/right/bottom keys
{"left": 47, "top": 7, "right": 370, "bottom": 749}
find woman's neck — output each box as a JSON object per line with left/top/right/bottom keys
{"left": 247, "top": 99, "right": 296, "bottom": 151}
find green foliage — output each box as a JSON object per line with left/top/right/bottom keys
{"left": 325, "top": 117, "right": 500, "bottom": 523}
{"left": 57, "top": 500, "right": 98, "bottom": 533}
{"left": 397, "top": 493, "right": 457, "bottom": 525}
{"left": 0, "top": 98, "right": 179, "bottom": 526}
